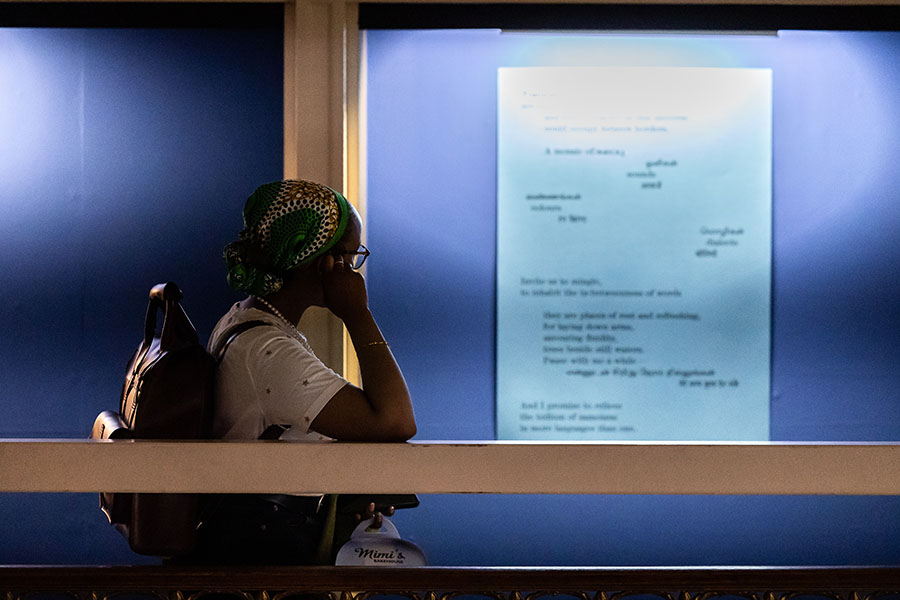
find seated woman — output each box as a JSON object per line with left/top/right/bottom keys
{"left": 191, "top": 179, "right": 416, "bottom": 565}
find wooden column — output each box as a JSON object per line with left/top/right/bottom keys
{"left": 284, "top": 0, "right": 361, "bottom": 379}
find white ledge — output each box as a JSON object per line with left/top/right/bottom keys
{"left": 2, "top": 440, "right": 900, "bottom": 495}
{"left": 6, "top": 0, "right": 900, "bottom": 5}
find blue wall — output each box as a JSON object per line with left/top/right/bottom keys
{"left": 0, "top": 24, "right": 283, "bottom": 563}
{"left": 366, "top": 30, "right": 900, "bottom": 565}
{"left": 3, "top": 24, "right": 900, "bottom": 566}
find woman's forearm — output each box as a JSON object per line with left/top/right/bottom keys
{"left": 343, "top": 309, "right": 416, "bottom": 439}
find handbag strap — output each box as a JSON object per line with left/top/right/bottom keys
{"left": 212, "top": 319, "right": 291, "bottom": 441}
{"left": 212, "top": 319, "right": 270, "bottom": 362}
{"left": 197, "top": 318, "right": 293, "bottom": 529}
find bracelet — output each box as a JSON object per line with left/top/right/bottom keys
{"left": 364, "top": 340, "right": 389, "bottom": 348}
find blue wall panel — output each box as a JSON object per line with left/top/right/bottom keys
{"left": 0, "top": 25, "right": 282, "bottom": 563}
{"left": 365, "top": 30, "right": 900, "bottom": 566}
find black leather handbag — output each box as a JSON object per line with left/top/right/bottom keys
{"left": 90, "top": 282, "right": 215, "bottom": 556}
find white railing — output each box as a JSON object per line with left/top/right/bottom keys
{"left": 2, "top": 440, "right": 900, "bottom": 495}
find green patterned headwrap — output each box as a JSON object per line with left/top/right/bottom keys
{"left": 224, "top": 180, "right": 351, "bottom": 296}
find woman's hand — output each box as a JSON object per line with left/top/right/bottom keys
{"left": 319, "top": 255, "right": 369, "bottom": 322}
{"left": 358, "top": 501, "right": 395, "bottom": 531}
{"left": 310, "top": 253, "right": 416, "bottom": 442}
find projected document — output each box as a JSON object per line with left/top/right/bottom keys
{"left": 497, "top": 67, "right": 772, "bottom": 440}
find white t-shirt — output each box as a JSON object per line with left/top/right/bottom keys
{"left": 207, "top": 303, "right": 349, "bottom": 442}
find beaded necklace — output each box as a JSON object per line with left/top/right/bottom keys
{"left": 251, "top": 296, "right": 313, "bottom": 353}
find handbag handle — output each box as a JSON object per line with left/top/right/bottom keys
{"left": 149, "top": 281, "right": 183, "bottom": 304}
{"left": 143, "top": 282, "right": 199, "bottom": 352}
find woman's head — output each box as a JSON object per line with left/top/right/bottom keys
{"left": 224, "top": 179, "right": 356, "bottom": 296}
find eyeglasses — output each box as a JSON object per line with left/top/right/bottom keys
{"left": 333, "top": 244, "right": 370, "bottom": 270}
